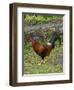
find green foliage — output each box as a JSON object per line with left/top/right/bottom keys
{"left": 24, "top": 14, "right": 63, "bottom": 25}
{"left": 24, "top": 39, "right": 63, "bottom": 74}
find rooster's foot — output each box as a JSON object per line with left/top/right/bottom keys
{"left": 38, "top": 63, "right": 41, "bottom": 65}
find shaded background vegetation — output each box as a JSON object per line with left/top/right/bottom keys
{"left": 23, "top": 14, "right": 63, "bottom": 74}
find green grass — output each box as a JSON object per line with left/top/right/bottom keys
{"left": 24, "top": 41, "right": 63, "bottom": 74}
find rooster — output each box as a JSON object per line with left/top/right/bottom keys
{"left": 30, "top": 30, "right": 61, "bottom": 64}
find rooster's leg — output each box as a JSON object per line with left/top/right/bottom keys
{"left": 38, "top": 60, "right": 44, "bottom": 65}
{"left": 43, "top": 57, "right": 48, "bottom": 63}
{"left": 38, "top": 61, "right": 42, "bottom": 65}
